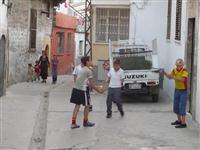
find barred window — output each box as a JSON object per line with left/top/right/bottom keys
{"left": 30, "top": 9, "right": 37, "bottom": 51}
{"left": 166, "top": 0, "right": 172, "bottom": 39}
{"left": 96, "top": 8, "right": 130, "bottom": 42}
{"left": 175, "top": 0, "right": 182, "bottom": 41}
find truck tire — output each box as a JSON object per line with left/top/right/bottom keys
{"left": 152, "top": 94, "right": 159, "bottom": 103}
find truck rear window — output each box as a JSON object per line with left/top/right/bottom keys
{"left": 115, "top": 56, "right": 152, "bottom": 70}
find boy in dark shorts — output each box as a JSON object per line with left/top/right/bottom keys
{"left": 70, "top": 56, "right": 102, "bottom": 129}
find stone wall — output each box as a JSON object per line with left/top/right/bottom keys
{"left": 0, "top": 0, "right": 8, "bottom": 96}
{"left": 8, "top": 0, "right": 53, "bottom": 84}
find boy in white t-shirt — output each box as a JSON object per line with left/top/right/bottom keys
{"left": 106, "top": 59, "right": 125, "bottom": 118}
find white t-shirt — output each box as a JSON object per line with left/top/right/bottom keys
{"left": 108, "top": 68, "right": 125, "bottom": 88}
{"left": 72, "top": 64, "right": 89, "bottom": 90}
{"left": 72, "top": 64, "right": 82, "bottom": 75}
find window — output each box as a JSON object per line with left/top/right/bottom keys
{"left": 46, "top": 2, "right": 50, "bottom": 18}
{"left": 166, "top": 0, "right": 172, "bottom": 39}
{"left": 2, "top": 0, "right": 5, "bottom": 4}
{"left": 175, "top": 0, "right": 182, "bottom": 41}
{"left": 79, "top": 40, "right": 83, "bottom": 55}
{"left": 96, "top": 8, "right": 130, "bottom": 42}
{"left": 30, "top": 9, "right": 37, "bottom": 50}
{"left": 57, "top": 32, "right": 64, "bottom": 54}
{"left": 67, "top": 32, "right": 72, "bottom": 53}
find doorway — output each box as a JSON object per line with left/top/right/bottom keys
{"left": 0, "top": 35, "right": 6, "bottom": 97}
{"left": 186, "top": 18, "right": 195, "bottom": 115}
{"left": 45, "top": 45, "right": 49, "bottom": 58}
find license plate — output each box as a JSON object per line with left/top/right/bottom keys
{"left": 129, "top": 83, "right": 141, "bottom": 89}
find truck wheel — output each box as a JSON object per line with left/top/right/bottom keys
{"left": 152, "top": 94, "right": 159, "bottom": 103}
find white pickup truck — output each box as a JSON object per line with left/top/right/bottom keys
{"left": 109, "top": 41, "right": 160, "bottom": 102}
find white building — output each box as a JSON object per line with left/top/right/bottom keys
{"left": 130, "top": 0, "right": 200, "bottom": 124}
{"left": 90, "top": 0, "right": 200, "bottom": 123}
{"left": 0, "top": 0, "right": 8, "bottom": 96}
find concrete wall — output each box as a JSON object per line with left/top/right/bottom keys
{"left": 0, "top": 0, "right": 8, "bottom": 95}
{"left": 129, "top": 0, "right": 168, "bottom": 82}
{"left": 74, "top": 32, "right": 84, "bottom": 64}
{"left": 197, "top": 21, "right": 200, "bottom": 123}
{"left": 195, "top": 2, "right": 200, "bottom": 124}
{"left": 161, "top": 1, "right": 187, "bottom": 99}
{"left": 7, "top": 0, "right": 54, "bottom": 84}
{"left": 185, "top": 0, "right": 199, "bottom": 122}
{"left": 92, "top": 0, "right": 130, "bottom": 6}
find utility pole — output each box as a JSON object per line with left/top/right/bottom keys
{"left": 84, "top": 0, "right": 92, "bottom": 59}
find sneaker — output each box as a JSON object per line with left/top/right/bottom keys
{"left": 171, "top": 120, "right": 181, "bottom": 125}
{"left": 175, "top": 124, "right": 187, "bottom": 128}
{"left": 83, "top": 121, "right": 95, "bottom": 127}
{"left": 71, "top": 124, "right": 80, "bottom": 129}
{"left": 106, "top": 114, "right": 112, "bottom": 118}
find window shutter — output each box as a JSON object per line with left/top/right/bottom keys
{"left": 166, "top": 0, "right": 172, "bottom": 39}
{"left": 175, "top": 0, "right": 182, "bottom": 41}
{"left": 30, "top": 9, "right": 37, "bottom": 50}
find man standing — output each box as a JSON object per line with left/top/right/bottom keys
{"left": 106, "top": 59, "right": 125, "bottom": 118}
{"left": 70, "top": 56, "right": 102, "bottom": 129}
{"left": 161, "top": 58, "right": 188, "bottom": 128}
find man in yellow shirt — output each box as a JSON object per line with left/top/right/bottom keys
{"left": 161, "top": 58, "right": 188, "bottom": 128}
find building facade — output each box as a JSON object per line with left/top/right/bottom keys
{"left": 131, "top": 0, "right": 200, "bottom": 123}
{"left": 56, "top": 1, "right": 85, "bottom": 66}
{"left": 0, "top": 0, "right": 8, "bottom": 96}
{"left": 91, "top": 0, "right": 200, "bottom": 123}
{"left": 158, "top": 0, "right": 199, "bottom": 123}
{"left": 7, "top": 0, "right": 64, "bottom": 85}
{"left": 52, "top": 12, "right": 77, "bottom": 74}
{"left": 91, "top": 0, "right": 130, "bottom": 65}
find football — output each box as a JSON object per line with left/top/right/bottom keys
{"left": 96, "top": 85, "right": 107, "bottom": 93}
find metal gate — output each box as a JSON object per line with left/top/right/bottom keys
{"left": 0, "top": 36, "right": 6, "bottom": 96}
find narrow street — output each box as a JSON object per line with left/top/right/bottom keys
{"left": 1, "top": 75, "right": 199, "bottom": 150}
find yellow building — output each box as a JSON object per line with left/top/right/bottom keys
{"left": 91, "top": 0, "right": 130, "bottom": 65}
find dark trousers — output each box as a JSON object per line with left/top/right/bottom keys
{"left": 106, "top": 88, "right": 123, "bottom": 115}
{"left": 52, "top": 69, "right": 57, "bottom": 82}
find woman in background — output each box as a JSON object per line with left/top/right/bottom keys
{"left": 39, "top": 51, "right": 50, "bottom": 83}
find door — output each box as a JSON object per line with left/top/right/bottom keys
{"left": 186, "top": 18, "right": 195, "bottom": 115}
{"left": 0, "top": 36, "right": 6, "bottom": 96}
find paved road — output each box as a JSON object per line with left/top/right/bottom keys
{"left": 45, "top": 76, "right": 200, "bottom": 150}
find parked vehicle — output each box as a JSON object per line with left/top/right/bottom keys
{"left": 109, "top": 40, "right": 160, "bottom": 102}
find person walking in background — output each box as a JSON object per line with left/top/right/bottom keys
{"left": 51, "top": 55, "right": 59, "bottom": 84}
{"left": 160, "top": 58, "right": 189, "bottom": 128}
{"left": 70, "top": 56, "right": 103, "bottom": 129}
{"left": 34, "top": 60, "right": 40, "bottom": 81}
{"left": 39, "top": 51, "right": 50, "bottom": 83}
{"left": 106, "top": 59, "right": 125, "bottom": 118}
